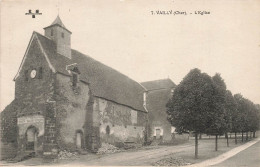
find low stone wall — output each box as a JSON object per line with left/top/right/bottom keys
{"left": 94, "top": 98, "right": 147, "bottom": 146}
{"left": 0, "top": 142, "right": 17, "bottom": 160}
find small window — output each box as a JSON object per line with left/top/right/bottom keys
{"left": 24, "top": 70, "right": 29, "bottom": 81}
{"left": 38, "top": 67, "right": 43, "bottom": 79}
{"left": 72, "top": 73, "right": 78, "bottom": 87}
{"left": 61, "top": 32, "right": 64, "bottom": 38}
{"left": 106, "top": 125, "right": 110, "bottom": 135}
{"left": 51, "top": 29, "right": 53, "bottom": 36}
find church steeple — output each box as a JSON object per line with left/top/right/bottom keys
{"left": 44, "top": 16, "right": 72, "bottom": 59}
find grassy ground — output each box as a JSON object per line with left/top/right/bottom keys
{"left": 167, "top": 135, "right": 256, "bottom": 165}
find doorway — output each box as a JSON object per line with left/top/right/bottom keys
{"left": 156, "top": 129, "right": 161, "bottom": 139}
{"left": 26, "top": 126, "right": 38, "bottom": 152}
{"left": 76, "top": 130, "right": 83, "bottom": 149}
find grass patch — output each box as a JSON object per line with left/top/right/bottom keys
{"left": 168, "top": 137, "right": 254, "bottom": 165}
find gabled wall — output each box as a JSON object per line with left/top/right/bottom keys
{"left": 14, "top": 37, "right": 55, "bottom": 154}
{"left": 146, "top": 88, "right": 173, "bottom": 141}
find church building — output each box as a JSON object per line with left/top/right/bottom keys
{"left": 1, "top": 16, "right": 148, "bottom": 157}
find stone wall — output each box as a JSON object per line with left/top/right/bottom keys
{"left": 44, "top": 26, "right": 71, "bottom": 59}
{"left": 150, "top": 122, "right": 172, "bottom": 141}
{"left": 93, "top": 98, "right": 147, "bottom": 145}
{"left": 146, "top": 88, "right": 173, "bottom": 142}
{"left": 15, "top": 38, "right": 55, "bottom": 117}
{"left": 14, "top": 37, "right": 55, "bottom": 154}
{"left": 0, "top": 100, "right": 18, "bottom": 143}
{"left": 55, "top": 73, "right": 90, "bottom": 151}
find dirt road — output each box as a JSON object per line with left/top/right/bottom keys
{"left": 62, "top": 143, "right": 193, "bottom": 166}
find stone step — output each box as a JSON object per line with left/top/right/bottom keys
{"left": 7, "top": 151, "right": 35, "bottom": 163}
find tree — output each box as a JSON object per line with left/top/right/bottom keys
{"left": 205, "top": 74, "right": 228, "bottom": 151}
{"left": 166, "top": 68, "right": 215, "bottom": 158}
{"left": 253, "top": 104, "right": 260, "bottom": 137}
{"left": 232, "top": 94, "right": 244, "bottom": 144}
{"left": 224, "top": 90, "right": 237, "bottom": 146}
{"left": 234, "top": 94, "right": 247, "bottom": 142}
{"left": 234, "top": 94, "right": 252, "bottom": 142}
{"left": 247, "top": 102, "right": 260, "bottom": 138}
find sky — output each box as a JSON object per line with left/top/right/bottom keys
{"left": 1, "top": 0, "right": 260, "bottom": 110}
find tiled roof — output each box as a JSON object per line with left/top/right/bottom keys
{"left": 35, "top": 32, "right": 146, "bottom": 112}
{"left": 43, "top": 16, "right": 71, "bottom": 33}
{"left": 51, "top": 15, "right": 66, "bottom": 28}
{"left": 141, "top": 79, "right": 176, "bottom": 91}
{"left": 146, "top": 89, "right": 172, "bottom": 123}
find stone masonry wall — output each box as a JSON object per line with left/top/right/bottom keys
{"left": 55, "top": 73, "right": 90, "bottom": 151}
{"left": 93, "top": 98, "right": 147, "bottom": 146}
{"left": 14, "top": 37, "right": 55, "bottom": 154}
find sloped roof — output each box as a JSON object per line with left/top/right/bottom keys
{"left": 51, "top": 15, "right": 66, "bottom": 27}
{"left": 146, "top": 89, "right": 172, "bottom": 123}
{"left": 43, "top": 16, "right": 71, "bottom": 33}
{"left": 35, "top": 32, "right": 146, "bottom": 112}
{"left": 141, "top": 79, "right": 176, "bottom": 91}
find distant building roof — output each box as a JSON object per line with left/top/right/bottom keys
{"left": 31, "top": 32, "right": 146, "bottom": 112}
{"left": 145, "top": 88, "right": 172, "bottom": 122}
{"left": 142, "top": 79, "right": 175, "bottom": 127}
{"left": 141, "top": 79, "right": 176, "bottom": 91}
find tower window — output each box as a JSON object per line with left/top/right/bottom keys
{"left": 106, "top": 125, "right": 110, "bottom": 135}
{"left": 61, "top": 32, "right": 64, "bottom": 38}
{"left": 51, "top": 29, "right": 53, "bottom": 36}
{"left": 38, "top": 67, "right": 43, "bottom": 79}
{"left": 24, "top": 70, "right": 29, "bottom": 81}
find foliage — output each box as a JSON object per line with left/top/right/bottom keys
{"left": 166, "top": 68, "right": 260, "bottom": 157}
{"left": 166, "top": 68, "right": 215, "bottom": 134}
{"left": 205, "top": 74, "right": 227, "bottom": 136}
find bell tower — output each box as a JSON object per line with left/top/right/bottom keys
{"left": 44, "top": 16, "right": 72, "bottom": 59}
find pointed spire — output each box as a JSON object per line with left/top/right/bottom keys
{"left": 51, "top": 15, "right": 66, "bottom": 28}
{"left": 44, "top": 15, "right": 71, "bottom": 34}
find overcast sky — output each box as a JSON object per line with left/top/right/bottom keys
{"left": 1, "top": 0, "right": 260, "bottom": 110}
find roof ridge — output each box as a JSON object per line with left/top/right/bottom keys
{"left": 33, "top": 31, "right": 52, "bottom": 40}
{"left": 51, "top": 15, "right": 65, "bottom": 27}
{"left": 34, "top": 32, "right": 145, "bottom": 112}
{"left": 71, "top": 49, "right": 146, "bottom": 91}
{"left": 32, "top": 32, "right": 146, "bottom": 91}
{"left": 141, "top": 78, "right": 172, "bottom": 84}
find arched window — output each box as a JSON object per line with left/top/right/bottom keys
{"left": 106, "top": 125, "right": 110, "bottom": 135}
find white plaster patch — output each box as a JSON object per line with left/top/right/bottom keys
{"left": 131, "top": 110, "right": 137, "bottom": 124}
{"left": 18, "top": 115, "right": 45, "bottom": 136}
{"left": 98, "top": 98, "right": 107, "bottom": 112}
{"left": 171, "top": 126, "right": 176, "bottom": 133}
{"left": 153, "top": 127, "right": 164, "bottom": 136}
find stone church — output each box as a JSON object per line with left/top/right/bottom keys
{"left": 1, "top": 16, "right": 147, "bottom": 157}
{"left": 1, "top": 16, "right": 184, "bottom": 159}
